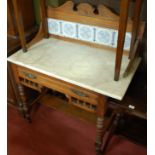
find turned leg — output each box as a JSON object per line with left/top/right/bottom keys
{"left": 95, "top": 95, "right": 108, "bottom": 154}
{"left": 102, "top": 113, "right": 121, "bottom": 154}
{"left": 8, "top": 64, "right": 25, "bottom": 117}
{"left": 18, "top": 84, "right": 31, "bottom": 122}
{"left": 18, "top": 101, "right": 25, "bottom": 117}
{"left": 96, "top": 117, "right": 105, "bottom": 155}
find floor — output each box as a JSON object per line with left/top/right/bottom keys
{"left": 8, "top": 103, "right": 147, "bottom": 155}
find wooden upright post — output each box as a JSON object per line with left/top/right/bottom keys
{"left": 40, "top": 0, "right": 49, "bottom": 38}
{"left": 129, "top": 0, "right": 142, "bottom": 59}
{"left": 12, "top": 0, "right": 48, "bottom": 52}
{"left": 12, "top": 0, "right": 27, "bottom": 52}
{"left": 114, "top": 0, "right": 130, "bottom": 81}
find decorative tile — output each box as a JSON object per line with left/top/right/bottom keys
{"left": 48, "top": 18, "right": 61, "bottom": 35}
{"left": 78, "top": 24, "right": 94, "bottom": 42}
{"left": 113, "top": 31, "right": 131, "bottom": 50}
{"left": 95, "top": 27, "right": 113, "bottom": 46}
{"left": 47, "top": 18, "right": 132, "bottom": 50}
{"left": 62, "top": 21, "right": 77, "bottom": 39}
{"left": 113, "top": 30, "right": 118, "bottom": 48}
{"left": 124, "top": 32, "right": 132, "bottom": 50}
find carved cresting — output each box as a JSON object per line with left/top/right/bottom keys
{"left": 18, "top": 84, "right": 31, "bottom": 122}
{"left": 72, "top": 0, "right": 99, "bottom": 14}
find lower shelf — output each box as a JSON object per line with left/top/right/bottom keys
{"left": 39, "top": 93, "right": 97, "bottom": 124}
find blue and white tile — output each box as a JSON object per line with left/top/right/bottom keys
{"left": 113, "top": 31, "right": 132, "bottom": 50}
{"left": 95, "top": 27, "right": 113, "bottom": 46}
{"left": 61, "top": 21, "right": 77, "bottom": 39}
{"left": 124, "top": 32, "right": 132, "bottom": 50}
{"left": 78, "top": 24, "right": 94, "bottom": 42}
{"left": 48, "top": 18, "right": 61, "bottom": 35}
{"left": 112, "top": 30, "right": 118, "bottom": 48}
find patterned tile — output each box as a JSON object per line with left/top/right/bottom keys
{"left": 113, "top": 30, "right": 118, "bottom": 48}
{"left": 113, "top": 31, "right": 131, "bottom": 50}
{"left": 95, "top": 27, "right": 113, "bottom": 46}
{"left": 47, "top": 18, "right": 132, "bottom": 50}
{"left": 124, "top": 32, "right": 132, "bottom": 50}
{"left": 78, "top": 24, "right": 94, "bottom": 42}
{"left": 48, "top": 18, "right": 61, "bottom": 35}
{"left": 62, "top": 21, "right": 77, "bottom": 39}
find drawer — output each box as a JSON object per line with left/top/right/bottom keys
{"left": 17, "top": 66, "right": 99, "bottom": 105}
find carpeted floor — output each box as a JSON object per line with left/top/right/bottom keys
{"left": 8, "top": 105, "right": 147, "bottom": 155}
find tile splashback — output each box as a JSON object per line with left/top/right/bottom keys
{"left": 48, "top": 18, "right": 61, "bottom": 35}
{"left": 95, "top": 27, "right": 114, "bottom": 46}
{"left": 48, "top": 18, "right": 131, "bottom": 51}
{"left": 124, "top": 32, "right": 132, "bottom": 50}
{"left": 78, "top": 24, "right": 94, "bottom": 42}
{"left": 61, "top": 21, "right": 77, "bottom": 39}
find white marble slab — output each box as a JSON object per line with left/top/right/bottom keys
{"left": 7, "top": 38, "right": 141, "bottom": 100}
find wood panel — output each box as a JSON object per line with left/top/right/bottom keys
{"left": 17, "top": 66, "right": 99, "bottom": 105}
{"left": 47, "top": 1, "right": 133, "bottom": 32}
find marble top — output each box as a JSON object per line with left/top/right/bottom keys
{"left": 7, "top": 38, "right": 141, "bottom": 100}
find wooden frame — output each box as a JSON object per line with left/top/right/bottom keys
{"left": 12, "top": 0, "right": 144, "bottom": 81}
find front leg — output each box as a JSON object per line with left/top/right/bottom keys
{"left": 18, "top": 83, "right": 31, "bottom": 122}
{"left": 95, "top": 95, "right": 108, "bottom": 154}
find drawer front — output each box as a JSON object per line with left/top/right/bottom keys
{"left": 17, "top": 66, "right": 99, "bottom": 105}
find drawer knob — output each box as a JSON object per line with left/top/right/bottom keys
{"left": 22, "top": 71, "right": 37, "bottom": 79}
{"left": 70, "top": 88, "right": 88, "bottom": 97}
